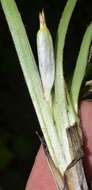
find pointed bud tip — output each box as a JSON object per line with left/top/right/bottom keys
{"left": 39, "top": 10, "right": 46, "bottom": 29}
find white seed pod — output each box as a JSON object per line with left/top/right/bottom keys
{"left": 37, "top": 11, "right": 55, "bottom": 103}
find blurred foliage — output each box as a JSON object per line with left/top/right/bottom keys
{"left": 0, "top": 144, "right": 13, "bottom": 169}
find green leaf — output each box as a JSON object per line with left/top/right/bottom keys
{"left": 54, "top": 0, "right": 77, "bottom": 140}
{"left": 70, "top": 23, "right": 92, "bottom": 112}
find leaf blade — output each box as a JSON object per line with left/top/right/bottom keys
{"left": 71, "top": 23, "right": 92, "bottom": 112}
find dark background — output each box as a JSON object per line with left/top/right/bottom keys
{"left": 0, "top": 0, "right": 92, "bottom": 189}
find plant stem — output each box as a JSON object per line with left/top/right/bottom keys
{"left": 46, "top": 124, "right": 88, "bottom": 190}
{"left": 0, "top": 0, "right": 68, "bottom": 174}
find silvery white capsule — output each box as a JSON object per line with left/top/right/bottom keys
{"left": 37, "top": 11, "right": 55, "bottom": 103}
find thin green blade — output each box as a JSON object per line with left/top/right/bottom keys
{"left": 71, "top": 23, "right": 92, "bottom": 113}
{"left": 54, "top": 0, "right": 77, "bottom": 138}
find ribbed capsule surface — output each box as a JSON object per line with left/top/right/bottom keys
{"left": 37, "top": 11, "right": 55, "bottom": 102}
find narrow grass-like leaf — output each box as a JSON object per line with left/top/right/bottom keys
{"left": 54, "top": 0, "right": 77, "bottom": 143}
{"left": 71, "top": 23, "right": 92, "bottom": 113}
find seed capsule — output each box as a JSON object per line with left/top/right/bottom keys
{"left": 37, "top": 11, "right": 55, "bottom": 103}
